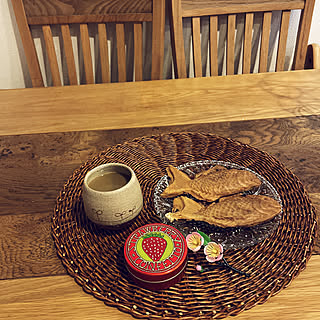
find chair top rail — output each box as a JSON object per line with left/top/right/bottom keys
{"left": 21, "top": 0, "right": 153, "bottom": 25}
{"left": 181, "top": 0, "right": 305, "bottom": 17}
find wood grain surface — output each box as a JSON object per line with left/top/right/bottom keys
{"left": 276, "top": 10, "right": 291, "bottom": 72}
{"left": 1, "top": 70, "right": 320, "bottom": 136}
{"left": 0, "top": 116, "right": 318, "bottom": 280}
{"left": 21, "top": 0, "right": 153, "bottom": 25}
{"left": 227, "top": 14, "right": 236, "bottom": 75}
{"left": 42, "top": 25, "right": 62, "bottom": 86}
{"left": 259, "top": 12, "right": 272, "bottom": 73}
{"left": 0, "top": 255, "right": 319, "bottom": 320}
{"left": 61, "top": 24, "right": 78, "bottom": 85}
{"left": 169, "top": 0, "right": 187, "bottom": 78}
{"left": 192, "top": 17, "right": 202, "bottom": 77}
{"left": 209, "top": 15, "right": 218, "bottom": 76}
{"left": 22, "top": 0, "right": 152, "bottom": 17}
{"left": 1, "top": 71, "right": 319, "bottom": 319}
{"left": 27, "top": 13, "right": 153, "bottom": 25}
{"left": 243, "top": 13, "right": 254, "bottom": 74}
{"left": 150, "top": 0, "right": 165, "bottom": 80}
{"left": 181, "top": 0, "right": 304, "bottom": 17}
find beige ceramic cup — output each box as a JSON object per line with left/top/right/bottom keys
{"left": 82, "top": 163, "right": 143, "bottom": 227}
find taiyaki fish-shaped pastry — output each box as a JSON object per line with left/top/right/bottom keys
{"left": 161, "top": 165, "right": 261, "bottom": 202}
{"left": 165, "top": 195, "right": 281, "bottom": 227}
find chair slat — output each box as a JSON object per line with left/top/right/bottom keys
{"left": 11, "top": 0, "right": 44, "bottom": 87}
{"left": 243, "top": 13, "right": 254, "bottom": 74}
{"left": 134, "top": 23, "right": 143, "bottom": 81}
{"left": 60, "top": 24, "right": 77, "bottom": 85}
{"left": 116, "top": 23, "right": 126, "bottom": 82}
{"left": 151, "top": 0, "right": 165, "bottom": 80}
{"left": 192, "top": 17, "right": 202, "bottom": 77}
{"left": 80, "top": 24, "right": 94, "bottom": 84}
{"left": 98, "top": 23, "right": 110, "bottom": 83}
{"left": 209, "top": 15, "right": 218, "bottom": 76}
{"left": 227, "top": 14, "right": 236, "bottom": 75}
{"left": 42, "top": 25, "right": 62, "bottom": 86}
{"left": 169, "top": 0, "right": 186, "bottom": 78}
{"left": 276, "top": 10, "right": 291, "bottom": 72}
{"left": 293, "top": 0, "right": 315, "bottom": 70}
{"left": 259, "top": 11, "right": 272, "bottom": 73}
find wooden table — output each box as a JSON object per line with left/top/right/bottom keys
{"left": 0, "top": 70, "right": 319, "bottom": 319}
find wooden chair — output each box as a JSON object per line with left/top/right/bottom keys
{"left": 168, "top": 0, "right": 317, "bottom": 78}
{"left": 11, "top": 0, "right": 165, "bottom": 87}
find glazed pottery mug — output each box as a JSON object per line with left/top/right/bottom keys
{"left": 82, "top": 163, "right": 143, "bottom": 226}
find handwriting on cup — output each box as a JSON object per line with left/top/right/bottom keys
{"left": 92, "top": 206, "right": 136, "bottom": 222}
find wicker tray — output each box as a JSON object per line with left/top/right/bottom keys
{"left": 52, "top": 132, "right": 317, "bottom": 319}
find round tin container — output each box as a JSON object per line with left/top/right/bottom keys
{"left": 124, "top": 223, "right": 188, "bottom": 290}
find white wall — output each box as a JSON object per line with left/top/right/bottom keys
{"left": 309, "top": 0, "right": 320, "bottom": 44}
{"left": 1, "top": 0, "right": 28, "bottom": 89}
{"left": 0, "top": 0, "right": 319, "bottom": 89}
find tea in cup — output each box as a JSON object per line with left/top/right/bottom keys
{"left": 82, "top": 163, "right": 143, "bottom": 226}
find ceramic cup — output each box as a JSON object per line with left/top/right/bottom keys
{"left": 82, "top": 163, "right": 143, "bottom": 227}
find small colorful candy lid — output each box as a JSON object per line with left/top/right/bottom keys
{"left": 124, "top": 223, "right": 188, "bottom": 290}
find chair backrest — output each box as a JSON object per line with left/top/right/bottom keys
{"left": 169, "top": 0, "right": 315, "bottom": 78}
{"left": 11, "top": 0, "right": 165, "bottom": 87}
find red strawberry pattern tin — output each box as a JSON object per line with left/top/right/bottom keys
{"left": 124, "top": 223, "right": 188, "bottom": 290}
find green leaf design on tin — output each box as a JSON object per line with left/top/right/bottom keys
{"left": 160, "top": 233, "right": 174, "bottom": 261}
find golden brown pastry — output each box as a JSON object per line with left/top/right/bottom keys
{"left": 161, "top": 165, "right": 261, "bottom": 202}
{"left": 165, "top": 194, "right": 281, "bottom": 227}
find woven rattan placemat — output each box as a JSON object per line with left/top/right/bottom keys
{"left": 52, "top": 132, "right": 317, "bottom": 319}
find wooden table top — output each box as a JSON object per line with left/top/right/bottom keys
{"left": 0, "top": 70, "right": 319, "bottom": 320}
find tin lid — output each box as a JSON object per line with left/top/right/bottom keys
{"left": 124, "top": 223, "right": 188, "bottom": 283}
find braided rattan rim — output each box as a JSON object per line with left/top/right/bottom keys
{"left": 52, "top": 132, "right": 317, "bottom": 319}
